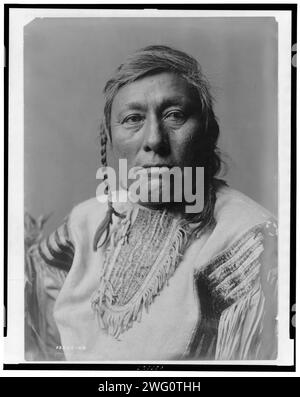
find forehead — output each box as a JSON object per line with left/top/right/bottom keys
{"left": 111, "top": 72, "right": 198, "bottom": 113}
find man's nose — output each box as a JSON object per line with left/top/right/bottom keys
{"left": 142, "top": 116, "right": 169, "bottom": 155}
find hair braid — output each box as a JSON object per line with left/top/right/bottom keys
{"left": 99, "top": 122, "right": 109, "bottom": 194}
{"left": 93, "top": 123, "right": 125, "bottom": 251}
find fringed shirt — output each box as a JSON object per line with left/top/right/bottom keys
{"left": 25, "top": 186, "right": 278, "bottom": 361}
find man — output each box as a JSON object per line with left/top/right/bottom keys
{"left": 25, "top": 45, "right": 277, "bottom": 361}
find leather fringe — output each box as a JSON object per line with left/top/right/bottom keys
{"left": 91, "top": 220, "right": 189, "bottom": 339}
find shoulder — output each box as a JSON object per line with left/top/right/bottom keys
{"left": 32, "top": 196, "right": 108, "bottom": 272}
{"left": 68, "top": 191, "right": 129, "bottom": 242}
{"left": 215, "top": 185, "right": 276, "bottom": 227}
{"left": 193, "top": 185, "right": 277, "bottom": 291}
{"left": 31, "top": 192, "right": 128, "bottom": 273}
{"left": 69, "top": 196, "right": 108, "bottom": 232}
{"left": 195, "top": 186, "right": 277, "bottom": 312}
{"left": 209, "top": 185, "right": 276, "bottom": 250}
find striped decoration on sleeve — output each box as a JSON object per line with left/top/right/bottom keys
{"left": 37, "top": 217, "right": 74, "bottom": 272}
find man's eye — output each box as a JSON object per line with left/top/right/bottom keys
{"left": 164, "top": 110, "right": 186, "bottom": 123}
{"left": 123, "top": 114, "right": 144, "bottom": 125}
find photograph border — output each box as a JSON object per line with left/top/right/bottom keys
{"left": 3, "top": 2, "right": 297, "bottom": 372}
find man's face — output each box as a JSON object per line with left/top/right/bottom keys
{"left": 110, "top": 72, "right": 206, "bottom": 170}
{"left": 110, "top": 72, "right": 206, "bottom": 208}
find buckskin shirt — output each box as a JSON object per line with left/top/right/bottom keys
{"left": 25, "top": 186, "right": 278, "bottom": 361}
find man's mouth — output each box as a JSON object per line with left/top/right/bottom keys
{"left": 129, "top": 165, "right": 177, "bottom": 179}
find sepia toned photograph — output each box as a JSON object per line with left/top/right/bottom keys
{"left": 4, "top": 6, "right": 295, "bottom": 368}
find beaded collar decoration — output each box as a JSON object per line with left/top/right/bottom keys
{"left": 91, "top": 206, "right": 192, "bottom": 339}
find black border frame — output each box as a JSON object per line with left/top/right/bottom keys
{"left": 3, "top": 3, "right": 297, "bottom": 372}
